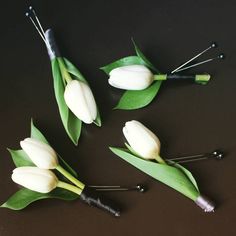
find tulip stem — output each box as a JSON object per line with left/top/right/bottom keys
{"left": 57, "top": 181, "right": 82, "bottom": 195}
{"left": 155, "top": 155, "right": 166, "bottom": 164}
{"left": 56, "top": 165, "right": 85, "bottom": 190}
{"left": 57, "top": 57, "right": 73, "bottom": 83}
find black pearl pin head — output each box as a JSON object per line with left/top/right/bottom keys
{"left": 135, "top": 184, "right": 146, "bottom": 193}
{"left": 212, "top": 150, "right": 224, "bottom": 160}
{"left": 218, "top": 53, "right": 225, "bottom": 59}
{"left": 211, "top": 42, "right": 217, "bottom": 48}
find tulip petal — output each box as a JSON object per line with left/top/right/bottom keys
{"left": 108, "top": 65, "right": 154, "bottom": 90}
{"left": 30, "top": 120, "right": 78, "bottom": 177}
{"left": 64, "top": 80, "right": 97, "bottom": 124}
{"left": 11, "top": 167, "right": 58, "bottom": 193}
{"left": 63, "top": 58, "right": 101, "bottom": 126}
{"left": 123, "top": 120, "right": 161, "bottom": 160}
{"left": 20, "top": 138, "right": 58, "bottom": 169}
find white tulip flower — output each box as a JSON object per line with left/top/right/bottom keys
{"left": 20, "top": 138, "right": 58, "bottom": 169}
{"left": 11, "top": 167, "right": 58, "bottom": 193}
{"left": 123, "top": 120, "right": 165, "bottom": 163}
{"left": 64, "top": 80, "right": 97, "bottom": 124}
{"left": 108, "top": 65, "right": 154, "bottom": 90}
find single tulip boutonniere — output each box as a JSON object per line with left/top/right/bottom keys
{"left": 110, "top": 120, "right": 216, "bottom": 212}
{"left": 101, "top": 40, "right": 224, "bottom": 110}
{"left": 26, "top": 6, "right": 101, "bottom": 145}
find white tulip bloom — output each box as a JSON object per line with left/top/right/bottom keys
{"left": 20, "top": 138, "right": 58, "bottom": 169}
{"left": 64, "top": 80, "right": 97, "bottom": 124}
{"left": 108, "top": 65, "right": 154, "bottom": 90}
{"left": 11, "top": 167, "right": 58, "bottom": 193}
{"left": 123, "top": 120, "right": 161, "bottom": 160}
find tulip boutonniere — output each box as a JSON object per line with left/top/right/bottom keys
{"left": 26, "top": 7, "right": 101, "bottom": 145}
{"left": 1, "top": 120, "right": 120, "bottom": 217}
{"left": 101, "top": 41, "right": 224, "bottom": 110}
{"left": 110, "top": 120, "right": 215, "bottom": 212}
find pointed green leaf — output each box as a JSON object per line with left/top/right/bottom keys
{"left": 124, "top": 143, "right": 143, "bottom": 158}
{"left": 52, "top": 58, "right": 82, "bottom": 145}
{"left": 168, "top": 161, "right": 199, "bottom": 192}
{"left": 110, "top": 147, "right": 200, "bottom": 201}
{"left": 115, "top": 81, "right": 162, "bottom": 110}
{"left": 30, "top": 119, "right": 48, "bottom": 144}
{"left": 93, "top": 107, "right": 101, "bottom": 127}
{"left": 3, "top": 122, "right": 80, "bottom": 210}
{"left": 63, "top": 57, "right": 87, "bottom": 83}
{"left": 1, "top": 188, "right": 78, "bottom": 210}
{"left": 30, "top": 120, "right": 78, "bottom": 178}
{"left": 8, "top": 149, "right": 34, "bottom": 167}
{"left": 132, "top": 39, "right": 159, "bottom": 73}
{"left": 100, "top": 56, "right": 146, "bottom": 75}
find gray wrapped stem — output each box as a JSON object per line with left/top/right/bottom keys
{"left": 195, "top": 195, "right": 215, "bottom": 212}
{"left": 45, "top": 29, "right": 61, "bottom": 60}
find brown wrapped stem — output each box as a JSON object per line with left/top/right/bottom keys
{"left": 80, "top": 187, "right": 121, "bottom": 217}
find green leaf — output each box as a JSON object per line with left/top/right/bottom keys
{"left": 8, "top": 149, "right": 34, "bottom": 167}
{"left": 1, "top": 188, "right": 78, "bottom": 210}
{"left": 30, "top": 119, "right": 48, "bottom": 144}
{"left": 52, "top": 58, "right": 82, "bottom": 145}
{"left": 100, "top": 56, "right": 146, "bottom": 75}
{"left": 115, "top": 81, "right": 162, "bottom": 110}
{"left": 124, "top": 143, "right": 143, "bottom": 158}
{"left": 101, "top": 41, "right": 163, "bottom": 110}
{"left": 93, "top": 107, "right": 101, "bottom": 127}
{"left": 110, "top": 147, "right": 200, "bottom": 201}
{"left": 30, "top": 119, "right": 78, "bottom": 178}
{"left": 63, "top": 57, "right": 87, "bottom": 83}
{"left": 2, "top": 121, "right": 80, "bottom": 210}
{"left": 132, "top": 39, "right": 159, "bottom": 73}
{"left": 168, "top": 161, "right": 199, "bottom": 192}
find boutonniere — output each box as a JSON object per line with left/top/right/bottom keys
{"left": 26, "top": 6, "right": 101, "bottom": 145}
{"left": 1, "top": 120, "right": 120, "bottom": 217}
{"left": 110, "top": 120, "right": 224, "bottom": 212}
{"left": 101, "top": 40, "right": 224, "bottom": 110}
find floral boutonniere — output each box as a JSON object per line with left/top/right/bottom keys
{"left": 1, "top": 120, "right": 119, "bottom": 217}
{"left": 110, "top": 120, "right": 223, "bottom": 212}
{"left": 26, "top": 6, "right": 101, "bottom": 145}
{"left": 101, "top": 40, "right": 224, "bottom": 110}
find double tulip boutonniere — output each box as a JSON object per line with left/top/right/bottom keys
{"left": 110, "top": 120, "right": 215, "bottom": 212}
{"left": 101, "top": 41, "right": 223, "bottom": 110}
{"left": 26, "top": 7, "right": 101, "bottom": 145}
{"left": 1, "top": 120, "right": 120, "bottom": 217}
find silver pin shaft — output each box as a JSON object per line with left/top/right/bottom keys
{"left": 171, "top": 43, "right": 217, "bottom": 73}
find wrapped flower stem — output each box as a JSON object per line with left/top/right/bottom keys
{"left": 1, "top": 120, "right": 120, "bottom": 217}
{"left": 101, "top": 40, "right": 223, "bottom": 110}
{"left": 110, "top": 120, "right": 215, "bottom": 212}
{"left": 26, "top": 7, "right": 101, "bottom": 145}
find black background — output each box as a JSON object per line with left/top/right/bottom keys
{"left": 0, "top": 0, "right": 235, "bottom": 235}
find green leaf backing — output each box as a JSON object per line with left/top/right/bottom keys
{"left": 52, "top": 58, "right": 82, "bottom": 145}
{"left": 52, "top": 57, "right": 101, "bottom": 145}
{"left": 101, "top": 41, "right": 162, "bottom": 110}
{"left": 110, "top": 147, "right": 200, "bottom": 201}
{"left": 1, "top": 120, "right": 79, "bottom": 210}
{"left": 115, "top": 81, "right": 162, "bottom": 110}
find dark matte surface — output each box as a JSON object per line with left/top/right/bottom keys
{"left": 0, "top": 0, "right": 235, "bottom": 235}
